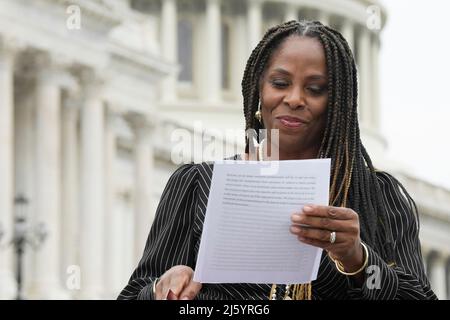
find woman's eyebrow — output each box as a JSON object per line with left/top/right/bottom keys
{"left": 270, "top": 68, "right": 327, "bottom": 81}
{"left": 271, "top": 67, "right": 291, "bottom": 76}
{"left": 306, "top": 74, "right": 327, "bottom": 81}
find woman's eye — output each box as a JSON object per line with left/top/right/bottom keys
{"left": 270, "top": 80, "right": 289, "bottom": 88}
{"left": 307, "top": 86, "right": 327, "bottom": 95}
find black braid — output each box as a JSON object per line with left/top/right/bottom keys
{"left": 241, "top": 20, "right": 395, "bottom": 261}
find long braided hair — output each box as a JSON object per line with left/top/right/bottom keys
{"left": 242, "top": 20, "right": 395, "bottom": 284}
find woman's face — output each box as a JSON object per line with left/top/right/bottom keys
{"left": 260, "top": 35, "right": 328, "bottom": 159}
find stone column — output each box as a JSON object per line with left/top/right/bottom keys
{"left": 203, "top": 0, "right": 222, "bottom": 103}
{"left": 357, "top": 27, "right": 372, "bottom": 125}
{"left": 371, "top": 34, "right": 380, "bottom": 131}
{"left": 160, "top": 0, "right": 177, "bottom": 102}
{"left": 78, "top": 70, "right": 105, "bottom": 299}
{"left": 127, "top": 114, "right": 155, "bottom": 263}
{"left": 247, "top": 0, "right": 263, "bottom": 53}
{"left": 103, "top": 106, "right": 122, "bottom": 298}
{"left": 340, "top": 19, "right": 355, "bottom": 56}
{"left": 60, "top": 91, "right": 80, "bottom": 297}
{"left": 0, "top": 37, "right": 17, "bottom": 300}
{"left": 13, "top": 77, "right": 36, "bottom": 299}
{"left": 284, "top": 3, "right": 298, "bottom": 22}
{"left": 430, "top": 254, "right": 447, "bottom": 300}
{"left": 30, "top": 54, "right": 75, "bottom": 299}
{"left": 231, "top": 14, "right": 248, "bottom": 102}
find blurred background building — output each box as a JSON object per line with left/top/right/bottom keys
{"left": 0, "top": 0, "right": 449, "bottom": 299}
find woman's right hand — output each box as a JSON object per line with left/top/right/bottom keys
{"left": 154, "top": 265, "right": 202, "bottom": 300}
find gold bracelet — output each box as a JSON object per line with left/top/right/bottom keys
{"left": 332, "top": 243, "right": 369, "bottom": 276}
{"left": 152, "top": 277, "right": 159, "bottom": 296}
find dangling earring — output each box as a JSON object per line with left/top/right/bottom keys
{"left": 254, "top": 102, "right": 262, "bottom": 123}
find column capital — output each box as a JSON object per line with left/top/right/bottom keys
{"left": 76, "top": 67, "right": 107, "bottom": 99}
{"left": 0, "top": 35, "right": 26, "bottom": 57}
{"left": 33, "top": 52, "right": 78, "bottom": 90}
{"left": 125, "top": 112, "right": 157, "bottom": 132}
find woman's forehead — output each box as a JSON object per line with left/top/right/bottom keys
{"left": 266, "top": 36, "right": 327, "bottom": 73}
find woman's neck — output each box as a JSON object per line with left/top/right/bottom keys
{"left": 268, "top": 142, "right": 319, "bottom": 160}
{"left": 243, "top": 144, "right": 319, "bottom": 161}
{"left": 278, "top": 147, "right": 318, "bottom": 160}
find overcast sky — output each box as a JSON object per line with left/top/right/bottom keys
{"left": 380, "top": 0, "right": 450, "bottom": 189}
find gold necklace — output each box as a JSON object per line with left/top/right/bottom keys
{"left": 270, "top": 284, "right": 292, "bottom": 300}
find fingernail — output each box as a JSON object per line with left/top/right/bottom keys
{"left": 181, "top": 297, "right": 189, "bottom": 300}
{"left": 166, "top": 289, "right": 178, "bottom": 300}
{"left": 303, "top": 205, "right": 313, "bottom": 212}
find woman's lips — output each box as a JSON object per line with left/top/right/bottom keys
{"left": 276, "top": 116, "right": 307, "bottom": 128}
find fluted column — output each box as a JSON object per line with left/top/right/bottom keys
{"left": 30, "top": 55, "right": 74, "bottom": 299}
{"left": 0, "top": 37, "right": 17, "bottom": 300}
{"left": 231, "top": 14, "right": 247, "bottom": 102}
{"left": 430, "top": 254, "right": 447, "bottom": 299}
{"left": 103, "top": 106, "right": 122, "bottom": 298}
{"left": 61, "top": 92, "right": 80, "bottom": 298}
{"left": 340, "top": 19, "right": 355, "bottom": 56}
{"left": 247, "top": 0, "right": 262, "bottom": 53}
{"left": 78, "top": 70, "right": 105, "bottom": 299}
{"left": 284, "top": 3, "right": 298, "bottom": 22}
{"left": 128, "top": 114, "right": 155, "bottom": 263}
{"left": 160, "top": 0, "right": 177, "bottom": 102}
{"left": 357, "top": 27, "right": 372, "bottom": 125}
{"left": 371, "top": 34, "right": 380, "bottom": 131}
{"left": 203, "top": 0, "right": 222, "bottom": 103}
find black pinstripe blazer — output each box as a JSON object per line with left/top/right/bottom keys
{"left": 118, "top": 156, "right": 437, "bottom": 300}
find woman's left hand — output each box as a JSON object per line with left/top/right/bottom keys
{"left": 290, "top": 205, "right": 364, "bottom": 273}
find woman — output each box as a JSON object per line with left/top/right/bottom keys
{"left": 118, "top": 20, "right": 436, "bottom": 300}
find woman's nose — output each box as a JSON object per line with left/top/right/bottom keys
{"left": 284, "top": 87, "right": 306, "bottom": 109}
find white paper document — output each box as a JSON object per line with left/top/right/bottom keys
{"left": 193, "top": 159, "right": 331, "bottom": 284}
